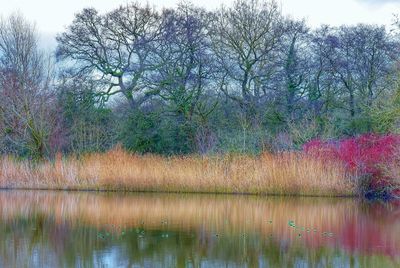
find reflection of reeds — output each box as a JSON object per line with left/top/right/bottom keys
{"left": 0, "top": 191, "right": 399, "bottom": 258}
{"left": 0, "top": 148, "right": 355, "bottom": 196}
{"left": 0, "top": 191, "right": 356, "bottom": 239}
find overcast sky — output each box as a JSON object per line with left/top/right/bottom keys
{"left": 1, "top": 0, "right": 400, "bottom": 49}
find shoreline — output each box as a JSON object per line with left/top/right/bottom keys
{"left": 0, "top": 187, "right": 358, "bottom": 198}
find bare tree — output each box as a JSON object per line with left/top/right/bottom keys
{"left": 307, "top": 26, "right": 339, "bottom": 118}
{"left": 56, "top": 3, "right": 161, "bottom": 109}
{"left": 148, "top": 3, "right": 217, "bottom": 152}
{"left": 0, "top": 13, "right": 56, "bottom": 158}
{"left": 276, "top": 19, "right": 310, "bottom": 121}
{"left": 56, "top": 69, "right": 116, "bottom": 153}
{"left": 317, "top": 25, "right": 398, "bottom": 120}
{"left": 211, "top": 0, "right": 285, "bottom": 124}
{"left": 154, "top": 4, "right": 215, "bottom": 119}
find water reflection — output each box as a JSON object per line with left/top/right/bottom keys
{"left": 0, "top": 190, "right": 399, "bottom": 267}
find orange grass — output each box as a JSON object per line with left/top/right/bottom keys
{"left": 0, "top": 147, "right": 356, "bottom": 196}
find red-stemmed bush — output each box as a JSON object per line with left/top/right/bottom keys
{"left": 303, "top": 134, "right": 400, "bottom": 199}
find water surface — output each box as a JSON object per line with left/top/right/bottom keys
{"left": 0, "top": 190, "right": 399, "bottom": 267}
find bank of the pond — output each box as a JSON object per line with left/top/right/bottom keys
{"left": 0, "top": 147, "right": 357, "bottom": 197}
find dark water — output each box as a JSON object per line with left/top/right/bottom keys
{"left": 0, "top": 191, "right": 399, "bottom": 267}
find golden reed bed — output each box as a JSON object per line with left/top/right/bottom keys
{"left": 0, "top": 147, "right": 356, "bottom": 196}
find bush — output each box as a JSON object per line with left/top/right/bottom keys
{"left": 303, "top": 134, "right": 400, "bottom": 199}
{"left": 118, "top": 110, "right": 195, "bottom": 155}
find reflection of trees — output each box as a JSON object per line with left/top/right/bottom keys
{"left": 0, "top": 217, "right": 391, "bottom": 267}
{"left": 0, "top": 191, "right": 398, "bottom": 267}
{"left": 0, "top": 216, "right": 104, "bottom": 267}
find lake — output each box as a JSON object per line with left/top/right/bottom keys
{"left": 0, "top": 190, "right": 398, "bottom": 267}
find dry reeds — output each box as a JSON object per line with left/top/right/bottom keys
{"left": 0, "top": 147, "right": 356, "bottom": 196}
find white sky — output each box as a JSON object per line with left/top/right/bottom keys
{"left": 0, "top": 0, "right": 400, "bottom": 49}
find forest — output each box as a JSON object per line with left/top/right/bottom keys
{"left": 1, "top": 0, "right": 400, "bottom": 197}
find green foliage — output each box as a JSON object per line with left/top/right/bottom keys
{"left": 264, "top": 108, "right": 286, "bottom": 134}
{"left": 346, "top": 114, "right": 373, "bottom": 135}
{"left": 58, "top": 88, "right": 116, "bottom": 153}
{"left": 370, "top": 87, "right": 400, "bottom": 134}
{"left": 118, "top": 111, "right": 164, "bottom": 154}
{"left": 118, "top": 110, "right": 195, "bottom": 155}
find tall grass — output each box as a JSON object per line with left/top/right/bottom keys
{"left": 0, "top": 147, "right": 355, "bottom": 196}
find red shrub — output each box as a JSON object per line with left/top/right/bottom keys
{"left": 303, "top": 134, "right": 400, "bottom": 197}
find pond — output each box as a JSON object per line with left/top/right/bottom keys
{"left": 0, "top": 190, "right": 399, "bottom": 267}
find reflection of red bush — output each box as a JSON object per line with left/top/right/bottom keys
{"left": 303, "top": 134, "right": 400, "bottom": 193}
{"left": 297, "top": 204, "right": 400, "bottom": 259}
{"left": 340, "top": 219, "right": 398, "bottom": 257}
{"left": 342, "top": 222, "right": 397, "bottom": 258}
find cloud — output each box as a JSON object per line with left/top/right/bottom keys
{"left": 357, "top": 0, "right": 400, "bottom": 5}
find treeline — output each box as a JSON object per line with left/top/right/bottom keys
{"left": 1, "top": 0, "right": 400, "bottom": 158}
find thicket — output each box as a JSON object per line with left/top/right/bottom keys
{"left": 1, "top": 0, "right": 400, "bottom": 158}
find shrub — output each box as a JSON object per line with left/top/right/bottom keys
{"left": 303, "top": 134, "right": 400, "bottom": 199}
